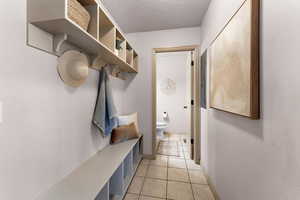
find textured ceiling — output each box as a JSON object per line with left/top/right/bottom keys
{"left": 101, "top": 0, "right": 211, "bottom": 33}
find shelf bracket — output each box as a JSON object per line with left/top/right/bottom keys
{"left": 53, "top": 34, "right": 68, "bottom": 55}
{"left": 91, "top": 56, "right": 127, "bottom": 80}
{"left": 53, "top": 34, "right": 82, "bottom": 56}
{"left": 91, "top": 55, "right": 107, "bottom": 70}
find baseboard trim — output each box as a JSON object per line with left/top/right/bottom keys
{"left": 143, "top": 154, "right": 155, "bottom": 160}
{"left": 202, "top": 167, "right": 220, "bottom": 200}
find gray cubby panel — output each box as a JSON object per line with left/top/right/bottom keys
{"left": 124, "top": 151, "right": 133, "bottom": 179}
{"left": 123, "top": 151, "right": 133, "bottom": 191}
{"left": 133, "top": 143, "right": 139, "bottom": 165}
{"left": 95, "top": 183, "right": 109, "bottom": 200}
{"left": 109, "top": 164, "right": 124, "bottom": 200}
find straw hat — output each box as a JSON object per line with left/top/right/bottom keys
{"left": 57, "top": 50, "right": 89, "bottom": 87}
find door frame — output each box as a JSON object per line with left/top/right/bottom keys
{"left": 152, "top": 45, "right": 201, "bottom": 163}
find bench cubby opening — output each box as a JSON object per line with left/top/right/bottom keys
{"left": 109, "top": 164, "right": 124, "bottom": 200}
{"left": 133, "top": 143, "right": 140, "bottom": 168}
{"left": 123, "top": 151, "right": 133, "bottom": 190}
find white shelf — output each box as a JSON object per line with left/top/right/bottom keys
{"left": 35, "top": 136, "right": 142, "bottom": 200}
{"left": 27, "top": 0, "right": 138, "bottom": 73}
{"left": 31, "top": 18, "right": 136, "bottom": 73}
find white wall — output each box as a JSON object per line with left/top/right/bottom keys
{"left": 125, "top": 27, "right": 201, "bottom": 155}
{"left": 0, "top": 1, "right": 126, "bottom": 199}
{"left": 200, "top": 0, "right": 300, "bottom": 199}
{"left": 156, "top": 52, "right": 190, "bottom": 135}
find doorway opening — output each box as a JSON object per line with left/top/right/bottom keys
{"left": 152, "top": 46, "right": 201, "bottom": 164}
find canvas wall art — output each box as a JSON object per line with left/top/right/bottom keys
{"left": 210, "top": 0, "right": 260, "bottom": 119}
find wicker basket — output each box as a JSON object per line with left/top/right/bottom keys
{"left": 68, "top": 0, "right": 91, "bottom": 31}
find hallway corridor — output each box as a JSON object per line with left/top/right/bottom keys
{"left": 124, "top": 135, "right": 215, "bottom": 200}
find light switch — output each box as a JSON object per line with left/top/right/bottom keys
{"left": 0, "top": 102, "right": 2, "bottom": 123}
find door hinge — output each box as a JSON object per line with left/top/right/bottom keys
{"left": 191, "top": 60, "right": 194, "bottom": 66}
{"left": 191, "top": 99, "right": 194, "bottom": 106}
{"left": 191, "top": 138, "right": 194, "bottom": 145}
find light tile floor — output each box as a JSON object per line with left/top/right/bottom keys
{"left": 125, "top": 134, "right": 215, "bottom": 200}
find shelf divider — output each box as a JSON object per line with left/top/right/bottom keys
{"left": 85, "top": 4, "right": 99, "bottom": 40}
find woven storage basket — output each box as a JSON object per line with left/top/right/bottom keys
{"left": 68, "top": 0, "right": 91, "bottom": 31}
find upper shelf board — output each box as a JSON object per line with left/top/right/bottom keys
{"left": 78, "top": 0, "right": 97, "bottom": 6}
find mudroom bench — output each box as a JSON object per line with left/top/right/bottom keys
{"left": 36, "top": 136, "right": 143, "bottom": 200}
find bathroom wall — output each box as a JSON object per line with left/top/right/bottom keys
{"left": 0, "top": 0, "right": 126, "bottom": 199}
{"left": 125, "top": 27, "right": 201, "bottom": 155}
{"left": 200, "top": 0, "right": 300, "bottom": 199}
{"left": 156, "top": 52, "right": 190, "bottom": 135}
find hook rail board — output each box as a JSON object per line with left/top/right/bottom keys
{"left": 27, "top": 0, "right": 138, "bottom": 73}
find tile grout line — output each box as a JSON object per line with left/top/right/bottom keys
{"left": 140, "top": 194, "right": 165, "bottom": 200}
{"left": 142, "top": 135, "right": 198, "bottom": 200}
{"left": 144, "top": 138, "right": 169, "bottom": 200}
{"left": 166, "top": 135, "right": 170, "bottom": 200}
{"left": 129, "top": 135, "right": 212, "bottom": 200}
{"left": 182, "top": 138, "right": 197, "bottom": 200}
{"left": 137, "top": 159, "right": 150, "bottom": 199}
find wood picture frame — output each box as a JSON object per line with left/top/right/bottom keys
{"left": 209, "top": 0, "right": 260, "bottom": 119}
{"left": 201, "top": 50, "right": 208, "bottom": 109}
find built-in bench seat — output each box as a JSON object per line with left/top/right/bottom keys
{"left": 36, "top": 136, "right": 143, "bottom": 200}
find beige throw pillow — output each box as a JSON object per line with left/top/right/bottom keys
{"left": 118, "top": 113, "right": 140, "bottom": 133}
{"left": 111, "top": 123, "right": 139, "bottom": 144}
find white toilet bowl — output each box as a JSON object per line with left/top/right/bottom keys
{"left": 156, "top": 121, "right": 168, "bottom": 138}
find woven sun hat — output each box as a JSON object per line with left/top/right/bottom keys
{"left": 57, "top": 50, "right": 89, "bottom": 87}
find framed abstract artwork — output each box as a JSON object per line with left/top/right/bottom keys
{"left": 209, "top": 0, "right": 260, "bottom": 119}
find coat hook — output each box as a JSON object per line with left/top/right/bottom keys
{"left": 91, "top": 56, "right": 106, "bottom": 70}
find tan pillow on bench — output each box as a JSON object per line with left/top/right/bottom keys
{"left": 118, "top": 113, "right": 140, "bottom": 134}
{"left": 111, "top": 123, "right": 139, "bottom": 144}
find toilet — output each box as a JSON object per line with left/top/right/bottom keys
{"left": 156, "top": 112, "right": 169, "bottom": 138}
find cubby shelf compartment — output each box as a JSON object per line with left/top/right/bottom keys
{"left": 27, "top": 0, "right": 138, "bottom": 73}
{"left": 133, "top": 51, "right": 139, "bottom": 72}
{"left": 99, "top": 8, "right": 116, "bottom": 52}
{"left": 34, "top": 136, "right": 143, "bottom": 200}
{"left": 133, "top": 142, "right": 141, "bottom": 168}
{"left": 115, "top": 30, "right": 127, "bottom": 61}
{"left": 126, "top": 42, "right": 134, "bottom": 65}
